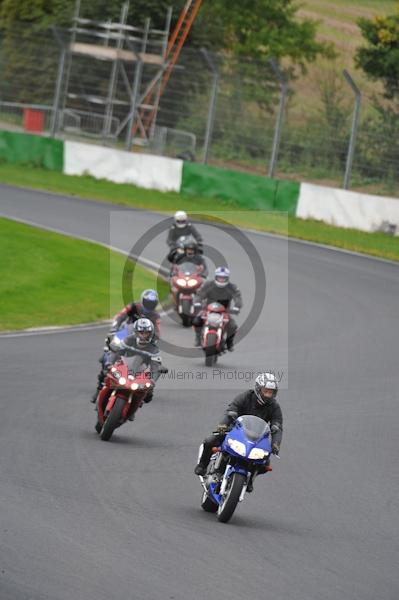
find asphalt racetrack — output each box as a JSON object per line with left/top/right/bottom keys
{"left": 1, "top": 184, "right": 398, "bottom": 600}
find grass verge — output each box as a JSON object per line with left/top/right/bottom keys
{"left": 0, "top": 217, "right": 169, "bottom": 330}
{"left": 0, "top": 163, "right": 398, "bottom": 262}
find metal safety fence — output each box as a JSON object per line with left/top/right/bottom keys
{"left": 0, "top": 23, "right": 398, "bottom": 197}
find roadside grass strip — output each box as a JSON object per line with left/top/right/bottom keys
{"left": 0, "top": 164, "right": 399, "bottom": 262}
{"left": 0, "top": 217, "right": 169, "bottom": 331}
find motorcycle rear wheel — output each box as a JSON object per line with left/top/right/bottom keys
{"left": 100, "top": 397, "right": 125, "bottom": 441}
{"left": 217, "top": 472, "right": 246, "bottom": 523}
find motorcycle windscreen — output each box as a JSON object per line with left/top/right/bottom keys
{"left": 114, "top": 324, "right": 130, "bottom": 341}
{"left": 178, "top": 261, "right": 198, "bottom": 275}
{"left": 122, "top": 354, "right": 146, "bottom": 376}
{"left": 237, "top": 415, "right": 270, "bottom": 442}
{"left": 207, "top": 312, "right": 224, "bottom": 327}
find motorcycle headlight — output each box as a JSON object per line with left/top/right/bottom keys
{"left": 176, "top": 278, "right": 187, "bottom": 287}
{"left": 113, "top": 337, "right": 121, "bottom": 346}
{"left": 145, "top": 382, "right": 152, "bottom": 388}
{"left": 119, "top": 377, "right": 126, "bottom": 385}
{"left": 112, "top": 369, "right": 122, "bottom": 379}
{"left": 187, "top": 278, "right": 198, "bottom": 287}
{"left": 227, "top": 439, "right": 246, "bottom": 456}
{"left": 130, "top": 382, "right": 139, "bottom": 390}
{"left": 248, "top": 448, "right": 268, "bottom": 460}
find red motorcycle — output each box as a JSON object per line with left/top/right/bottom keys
{"left": 170, "top": 261, "right": 206, "bottom": 327}
{"left": 95, "top": 352, "right": 155, "bottom": 441}
{"left": 201, "top": 302, "right": 234, "bottom": 367}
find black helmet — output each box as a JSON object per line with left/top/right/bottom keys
{"left": 133, "top": 318, "right": 154, "bottom": 346}
{"left": 141, "top": 289, "right": 158, "bottom": 313}
{"left": 254, "top": 372, "right": 278, "bottom": 405}
{"left": 183, "top": 236, "right": 198, "bottom": 257}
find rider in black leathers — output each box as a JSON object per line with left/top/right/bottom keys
{"left": 192, "top": 267, "right": 242, "bottom": 350}
{"left": 169, "top": 237, "right": 208, "bottom": 278}
{"left": 167, "top": 210, "right": 203, "bottom": 250}
{"left": 194, "top": 373, "right": 283, "bottom": 491}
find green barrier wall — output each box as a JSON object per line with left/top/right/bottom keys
{"left": 0, "top": 131, "right": 63, "bottom": 171}
{"left": 181, "top": 162, "right": 300, "bottom": 214}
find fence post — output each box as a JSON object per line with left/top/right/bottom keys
{"left": 50, "top": 28, "right": 67, "bottom": 137}
{"left": 343, "top": 69, "right": 362, "bottom": 190}
{"left": 102, "top": 1, "right": 129, "bottom": 141}
{"left": 268, "top": 58, "right": 288, "bottom": 179}
{"left": 125, "top": 56, "right": 144, "bottom": 151}
{"left": 58, "top": 0, "right": 81, "bottom": 129}
{"left": 200, "top": 48, "right": 219, "bottom": 165}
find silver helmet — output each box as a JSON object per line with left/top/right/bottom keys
{"left": 214, "top": 266, "right": 230, "bottom": 288}
{"left": 254, "top": 372, "right": 278, "bottom": 405}
{"left": 133, "top": 318, "right": 154, "bottom": 346}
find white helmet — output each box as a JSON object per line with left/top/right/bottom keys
{"left": 174, "top": 210, "right": 188, "bottom": 228}
{"left": 254, "top": 372, "right": 278, "bottom": 405}
{"left": 214, "top": 266, "right": 230, "bottom": 288}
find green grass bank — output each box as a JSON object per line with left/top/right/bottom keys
{"left": 0, "top": 217, "right": 169, "bottom": 331}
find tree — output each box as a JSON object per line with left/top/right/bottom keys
{"left": 200, "top": 0, "right": 333, "bottom": 67}
{"left": 355, "top": 12, "right": 399, "bottom": 99}
{"left": 0, "top": 0, "right": 332, "bottom": 66}
{"left": 354, "top": 10, "right": 399, "bottom": 185}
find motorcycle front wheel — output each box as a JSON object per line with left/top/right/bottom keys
{"left": 100, "top": 397, "right": 125, "bottom": 441}
{"left": 217, "top": 472, "right": 246, "bottom": 523}
{"left": 204, "top": 332, "right": 218, "bottom": 367}
{"left": 181, "top": 314, "right": 192, "bottom": 327}
{"left": 201, "top": 490, "right": 218, "bottom": 513}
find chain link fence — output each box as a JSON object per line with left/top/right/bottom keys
{"left": 0, "top": 24, "right": 398, "bottom": 197}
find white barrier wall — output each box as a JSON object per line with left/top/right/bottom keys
{"left": 64, "top": 141, "right": 183, "bottom": 192}
{"left": 297, "top": 183, "right": 399, "bottom": 235}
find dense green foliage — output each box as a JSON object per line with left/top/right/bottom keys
{"left": 352, "top": 9, "right": 399, "bottom": 183}
{"left": 0, "top": 0, "right": 331, "bottom": 65}
{"left": 355, "top": 13, "right": 399, "bottom": 99}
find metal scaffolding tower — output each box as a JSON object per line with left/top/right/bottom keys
{"left": 52, "top": 0, "right": 203, "bottom": 149}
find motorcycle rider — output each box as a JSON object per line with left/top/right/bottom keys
{"left": 101, "top": 318, "right": 164, "bottom": 406}
{"left": 194, "top": 373, "right": 283, "bottom": 492}
{"left": 167, "top": 211, "right": 203, "bottom": 251}
{"left": 169, "top": 237, "right": 208, "bottom": 278}
{"left": 91, "top": 290, "right": 160, "bottom": 402}
{"left": 111, "top": 289, "right": 161, "bottom": 340}
{"left": 192, "top": 266, "right": 242, "bottom": 350}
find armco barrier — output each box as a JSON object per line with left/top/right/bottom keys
{"left": 181, "top": 162, "right": 300, "bottom": 213}
{"left": 0, "top": 130, "right": 63, "bottom": 171}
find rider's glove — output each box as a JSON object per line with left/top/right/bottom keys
{"left": 272, "top": 443, "right": 280, "bottom": 456}
{"left": 215, "top": 424, "right": 229, "bottom": 435}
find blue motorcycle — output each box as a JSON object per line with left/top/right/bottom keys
{"left": 197, "top": 415, "right": 274, "bottom": 523}
{"left": 101, "top": 324, "right": 130, "bottom": 370}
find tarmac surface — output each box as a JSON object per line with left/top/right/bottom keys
{"left": 1, "top": 184, "right": 398, "bottom": 600}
